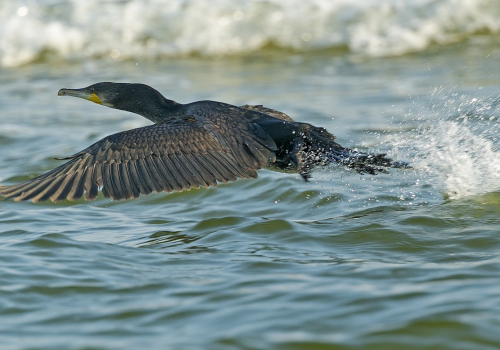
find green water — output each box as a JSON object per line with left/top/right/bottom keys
{"left": 1, "top": 40, "right": 500, "bottom": 350}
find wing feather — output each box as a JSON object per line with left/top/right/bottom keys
{"left": 184, "top": 155, "right": 216, "bottom": 188}
{"left": 30, "top": 175, "right": 67, "bottom": 203}
{"left": 0, "top": 110, "right": 276, "bottom": 202}
{"left": 166, "top": 154, "right": 194, "bottom": 189}
{"left": 119, "top": 162, "right": 138, "bottom": 199}
{"left": 155, "top": 156, "right": 183, "bottom": 192}
{"left": 50, "top": 172, "right": 78, "bottom": 202}
{"left": 150, "top": 156, "right": 175, "bottom": 193}
{"left": 111, "top": 161, "right": 127, "bottom": 200}
{"left": 101, "top": 162, "right": 113, "bottom": 198}
{"left": 66, "top": 167, "right": 86, "bottom": 201}
{"left": 127, "top": 160, "right": 151, "bottom": 196}
{"left": 147, "top": 156, "right": 174, "bottom": 192}
{"left": 194, "top": 153, "right": 226, "bottom": 184}
{"left": 136, "top": 158, "right": 160, "bottom": 193}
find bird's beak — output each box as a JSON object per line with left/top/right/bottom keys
{"left": 58, "top": 88, "right": 103, "bottom": 105}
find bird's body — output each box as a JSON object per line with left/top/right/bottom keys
{"left": 0, "top": 82, "right": 407, "bottom": 203}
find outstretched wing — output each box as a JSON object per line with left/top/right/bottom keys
{"left": 0, "top": 117, "right": 277, "bottom": 202}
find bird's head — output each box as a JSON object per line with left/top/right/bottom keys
{"left": 58, "top": 82, "right": 179, "bottom": 122}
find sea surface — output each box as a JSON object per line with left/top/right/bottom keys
{"left": 1, "top": 1, "right": 500, "bottom": 349}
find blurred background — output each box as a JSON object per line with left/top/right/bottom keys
{"left": 1, "top": 1, "right": 500, "bottom": 349}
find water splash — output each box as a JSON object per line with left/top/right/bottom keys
{"left": 387, "top": 94, "right": 500, "bottom": 200}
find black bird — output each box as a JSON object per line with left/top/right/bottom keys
{"left": 0, "top": 82, "right": 407, "bottom": 203}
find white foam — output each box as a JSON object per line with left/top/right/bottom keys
{"left": 386, "top": 95, "right": 500, "bottom": 200}
{"left": 1, "top": 0, "right": 499, "bottom": 67}
{"left": 414, "top": 120, "right": 500, "bottom": 199}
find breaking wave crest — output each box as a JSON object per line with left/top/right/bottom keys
{"left": 1, "top": 0, "right": 499, "bottom": 67}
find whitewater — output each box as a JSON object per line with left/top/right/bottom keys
{"left": 1, "top": 0, "right": 499, "bottom": 67}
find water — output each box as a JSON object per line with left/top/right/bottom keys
{"left": 1, "top": 1, "right": 500, "bottom": 349}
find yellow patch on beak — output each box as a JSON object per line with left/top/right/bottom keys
{"left": 89, "top": 93, "right": 103, "bottom": 105}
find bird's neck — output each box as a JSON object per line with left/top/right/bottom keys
{"left": 126, "top": 98, "right": 183, "bottom": 124}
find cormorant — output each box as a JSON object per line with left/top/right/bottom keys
{"left": 0, "top": 82, "right": 407, "bottom": 203}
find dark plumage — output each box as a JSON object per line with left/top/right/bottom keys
{"left": 0, "top": 82, "right": 408, "bottom": 203}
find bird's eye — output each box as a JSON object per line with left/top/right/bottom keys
{"left": 90, "top": 87, "right": 95, "bottom": 93}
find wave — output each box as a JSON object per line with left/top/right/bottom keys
{"left": 1, "top": 0, "right": 499, "bottom": 67}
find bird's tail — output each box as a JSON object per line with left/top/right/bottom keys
{"left": 291, "top": 124, "right": 410, "bottom": 180}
